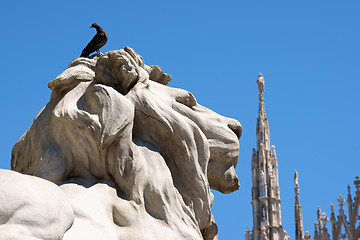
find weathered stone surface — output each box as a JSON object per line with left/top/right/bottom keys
{"left": 0, "top": 169, "right": 74, "bottom": 240}
{"left": 7, "top": 47, "right": 242, "bottom": 240}
{"left": 60, "top": 178, "right": 201, "bottom": 240}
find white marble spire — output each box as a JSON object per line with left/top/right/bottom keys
{"left": 248, "top": 74, "right": 289, "bottom": 240}
{"left": 294, "top": 170, "right": 305, "bottom": 240}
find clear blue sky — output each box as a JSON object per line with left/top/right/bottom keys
{"left": 1, "top": 1, "right": 359, "bottom": 239}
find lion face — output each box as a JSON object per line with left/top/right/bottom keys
{"left": 136, "top": 83, "right": 242, "bottom": 194}
{"left": 174, "top": 92, "right": 242, "bottom": 194}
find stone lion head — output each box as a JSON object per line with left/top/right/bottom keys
{"left": 11, "top": 47, "right": 242, "bottom": 240}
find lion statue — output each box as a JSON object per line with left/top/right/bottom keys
{"left": 9, "top": 47, "right": 242, "bottom": 240}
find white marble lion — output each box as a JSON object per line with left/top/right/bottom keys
{"left": 6, "top": 47, "right": 242, "bottom": 240}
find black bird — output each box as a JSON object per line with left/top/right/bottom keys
{"left": 80, "top": 23, "right": 108, "bottom": 57}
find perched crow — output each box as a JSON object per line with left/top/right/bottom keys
{"left": 80, "top": 23, "right": 108, "bottom": 57}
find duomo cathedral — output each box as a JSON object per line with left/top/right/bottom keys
{"left": 245, "top": 74, "right": 359, "bottom": 240}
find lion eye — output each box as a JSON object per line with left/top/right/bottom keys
{"left": 175, "top": 92, "right": 197, "bottom": 108}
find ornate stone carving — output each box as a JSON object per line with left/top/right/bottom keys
{"left": 3, "top": 47, "right": 242, "bottom": 240}
{"left": 312, "top": 177, "right": 360, "bottom": 240}
{"left": 248, "top": 74, "right": 289, "bottom": 240}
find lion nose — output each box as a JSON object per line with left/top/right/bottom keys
{"left": 227, "top": 119, "right": 242, "bottom": 139}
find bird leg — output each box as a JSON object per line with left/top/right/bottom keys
{"left": 96, "top": 50, "right": 104, "bottom": 56}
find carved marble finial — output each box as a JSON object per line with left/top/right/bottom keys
{"left": 330, "top": 203, "right": 336, "bottom": 223}
{"left": 337, "top": 194, "right": 345, "bottom": 209}
{"left": 317, "top": 207, "right": 322, "bottom": 226}
{"left": 320, "top": 212, "right": 328, "bottom": 227}
{"left": 294, "top": 169, "right": 299, "bottom": 186}
{"left": 257, "top": 73, "right": 265, "bottom": 102}
{"left": 354, "top": 176, "right": 360, "bottom": 192}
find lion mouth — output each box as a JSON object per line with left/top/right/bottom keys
{"left": 207, "top": 138, "right": 240, "bottom": 194}
{"left": 208, "top": 139, "right": 239, "bottom": 166}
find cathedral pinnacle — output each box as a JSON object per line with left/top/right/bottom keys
{"left": 294, "top": 170, "right": 305, "bottom": 240}
{"left": 248, "top": 73, "right": 289, "bottom": 240}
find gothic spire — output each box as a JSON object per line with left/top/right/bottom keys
{"left": 256, "top": 73, "right": 270, "bottom": 151}
{"left": 248, "top": 73, "right": 289, "bottom": 240}
{"left": 294, "top": 170, "right": 305, "bottom": 240}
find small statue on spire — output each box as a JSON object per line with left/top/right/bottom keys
{"left": 257, "top": 73, "right": 265, "bottom": 101}
{"left": 294, "top": 169, "right": 299, "bottom": 186}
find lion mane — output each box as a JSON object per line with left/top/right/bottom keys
{"left": 11, "top": 47, "right": 242, "bottom": 240}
